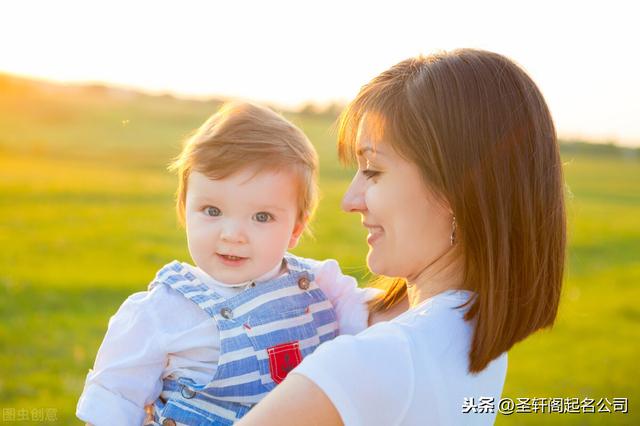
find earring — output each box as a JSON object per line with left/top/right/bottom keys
{"left": 450, "top": 215, "right": 456, "bottom": 246}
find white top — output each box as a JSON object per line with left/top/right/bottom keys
{"left": 76, "top": 258, "right": 380, "bottom": 426}
{"left": 294, "top": 290, "right": 508, "bottom": 426}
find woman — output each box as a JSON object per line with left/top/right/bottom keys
{"left": 237, "top": 48, "right": 566, "bottom": 425}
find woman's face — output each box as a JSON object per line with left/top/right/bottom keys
{"left": 341, "top": 118, "right": 453, "bottom": 281}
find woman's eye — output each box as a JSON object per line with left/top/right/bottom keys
{"left": 361, "top": 169, "right": 380, "bottom": 179}
{"left": 203, "top": 206, "right": 221, "bottom": 217}
{"left": 254, "top": 212, "right": 273, "bottom": 223}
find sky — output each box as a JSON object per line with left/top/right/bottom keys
{"left": 1, "top": 0, "right": 639, "bottom": 146}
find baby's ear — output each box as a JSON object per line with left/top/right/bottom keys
{"left": 288, "top": 217, "right": 308, "bottom": 249}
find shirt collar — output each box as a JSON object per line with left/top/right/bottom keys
{"left": 186, "top": 259, "right": 285, "bottom": 290}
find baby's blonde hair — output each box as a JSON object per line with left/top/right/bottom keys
{"left": 170, "top": 101, "right": 319, "bottom": 226}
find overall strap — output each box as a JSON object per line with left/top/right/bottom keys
{"left": 283, "top": 252, "right": 314, "bottom": 274}
{"left": 148, "top": 261, "right": 226, "bottom": 318}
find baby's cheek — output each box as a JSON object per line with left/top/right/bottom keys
{"left": 188, "top": 235, "right": 212, "bottom": 259}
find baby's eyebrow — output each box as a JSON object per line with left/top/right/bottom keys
{"left": 192, "top": 195, "right": 218, "bottom": 202}
{"left": 255, "top": 205, "right": 287, "bottom": 212}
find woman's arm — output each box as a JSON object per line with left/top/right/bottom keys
{"left": 236, "top": 373, "right": 343, "bottom": 426}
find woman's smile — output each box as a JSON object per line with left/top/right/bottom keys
{"left": 364, "top": 223, "right": 384, "bottom": 245}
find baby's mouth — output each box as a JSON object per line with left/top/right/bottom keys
{"left": 217, "top": 253, "right": 248, "bottom": 262}
{"left": 221, "top": 254, "right": 244, "bottom": 261}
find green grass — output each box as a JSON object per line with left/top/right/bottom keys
{"left": 0, "top": 76, "right": 638, "bottom": 424}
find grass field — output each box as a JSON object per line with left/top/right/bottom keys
{"left": 1, "top": 75, "right": 638, "bottom": 425}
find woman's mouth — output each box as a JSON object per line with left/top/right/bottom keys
{"left": 363, "top": 223, "right": 384, "bottom": 245}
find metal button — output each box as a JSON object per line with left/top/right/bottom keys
{"left": 162, "top": 419, "right": 177, "bottom": 426}
{"left": 297, "top": 276, "right": 310, "bottom": 290}
{"left": 249, "top": 282, "right": 256, "bottom": 288}
{"left": 181, "top": 385, "right": 197, "bottom": 399}
{"left": 220, "top": 307, "right": 233, "bottom": 319}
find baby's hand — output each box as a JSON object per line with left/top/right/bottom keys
{"left": 144, "top": 404, "right": 155, "bottom": 424}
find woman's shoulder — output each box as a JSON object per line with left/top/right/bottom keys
{"left": 389, "top": 290, "right": 477, "bottom": 356}
{"left": 294, "top": 291, "right": 507, "bottom": 425}
{"left": 391, "top": 291, "right": 508, "bottom": 400}
{"left": 336, "top": 290, "right": 474, "bottom": 355}
{"left": 401, "top": 289, "right": 473, "bottom": 321}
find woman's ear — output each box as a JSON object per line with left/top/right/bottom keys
{"left": 288, "top": 217, "right": 308, "bottom": 249}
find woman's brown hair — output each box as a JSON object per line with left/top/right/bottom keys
{"left": 338, "top": 49, "right": 566, "bottom": 373}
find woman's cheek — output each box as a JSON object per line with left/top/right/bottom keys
{"left": 367, "top": 182, "right": 387, "bottom": 214}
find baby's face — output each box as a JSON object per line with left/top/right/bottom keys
{"left": 185, "top": 169, "right": 304, "bottom": 284}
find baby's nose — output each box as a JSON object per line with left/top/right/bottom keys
{"left": 220, "top": 221, "right": 247, "bottom": 243}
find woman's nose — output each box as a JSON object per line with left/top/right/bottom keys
{"left": 341, "top": 174, "right": 366, "bottom": 213}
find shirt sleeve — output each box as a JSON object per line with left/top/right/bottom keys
{"left": 311, "top": 259, "right": 383, "bottom": 335}
{"left": 293, "top": 322, "right": 414, "bottom": 426}
{"left": 76, "top": 286, "right": 174, "bottom": 426}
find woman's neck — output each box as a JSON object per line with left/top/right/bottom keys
{"left": 406, "top": 248, "right": 465, "bottom": 308}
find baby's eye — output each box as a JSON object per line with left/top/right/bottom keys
{"left": 203, "top": 206, "right": 221, "bottom": 217}
{"left": 253, "top": 212, "right": 273, "bottom": 223}
{"left": 361, "top": 169, "right": 381, "bottom": 179}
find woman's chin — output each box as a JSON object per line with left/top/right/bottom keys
{"left": 366, "top": 250, "right": 389, "bottom": 276}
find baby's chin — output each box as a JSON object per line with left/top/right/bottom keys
{"left": 206, "top": 271, "right": 253, "bottom": 285}
{"left": 195, "top": 263, "right": 252, "bottom": 285}
{"left": 198, "top": 257, "right": 284, "bottom": 285}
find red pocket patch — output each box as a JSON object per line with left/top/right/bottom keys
{"left": 267, "top": 341, "right": 302, "bottom": 384}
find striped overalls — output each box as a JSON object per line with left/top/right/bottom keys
{"left": 148, "top": 254, "right": 339, "bottom": 425}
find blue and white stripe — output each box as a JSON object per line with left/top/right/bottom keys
{"left": 148, "top": 253, "right": 339, "bottom": 425}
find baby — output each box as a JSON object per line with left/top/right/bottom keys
{"left": 76, "top": 102, "right": 377, "bottom": 426}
